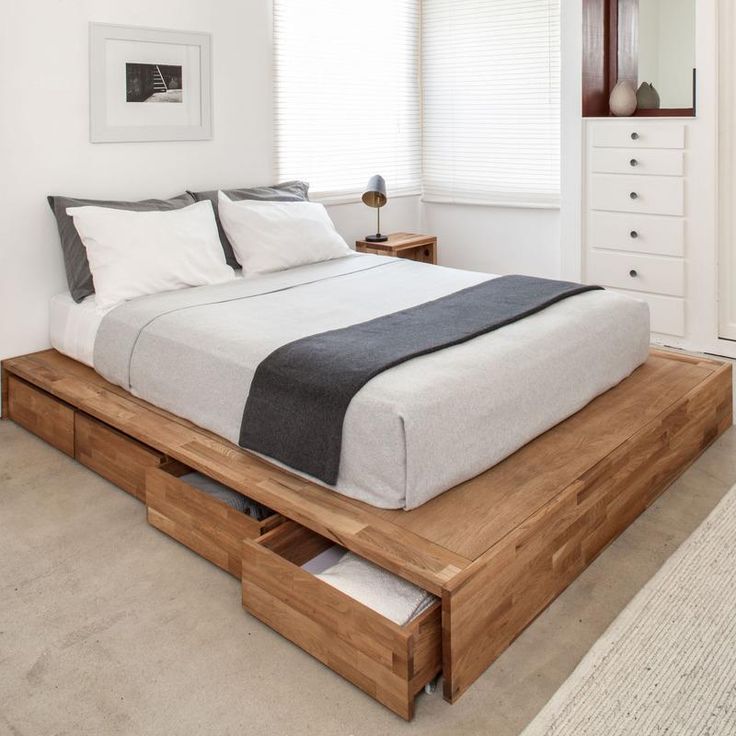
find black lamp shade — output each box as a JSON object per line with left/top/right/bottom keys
{"left": 362, "top": 175, "right": 387, "bottom": 208}
{"left": 362, "top": 175, "right": 388, "bottom": 242}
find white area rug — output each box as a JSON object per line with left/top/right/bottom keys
{"left": 522, "top": 484, "right": 736, "bottom": 736}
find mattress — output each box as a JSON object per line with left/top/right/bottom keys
{"left": 87, "top": 254, "right": 651, "bottom": 510}
{"left": 49, "top": 293, "right": 108, "bottom": 367}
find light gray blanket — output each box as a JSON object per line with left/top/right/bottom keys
{"left": 93, "top": 254, "right": 650, "bottom": 510}
{"left": 240, "top": 275, "right": 602, "bottom": 485}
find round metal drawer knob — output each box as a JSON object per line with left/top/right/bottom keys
{"left": 630, "top": 192, "right": 639, "bottom": 200}
{"left": 629, "top": 269, "right": 638, "bottom": 278}
{"left": 630, "top": 230, "right": 639, "bottom": 239}
{"left": 630, "top": 158, "right": 639, "bottom": 167}
{"left": 631, "top": 132, "right": 640, "bottom": 140}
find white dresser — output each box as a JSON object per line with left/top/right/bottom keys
{"left": 584, "top": 120, "right": 688, "bottom": 340}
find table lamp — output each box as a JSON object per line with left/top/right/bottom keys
{"left": 362, "top": 175, "right": 388, "bottom": 242}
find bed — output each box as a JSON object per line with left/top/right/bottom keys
{"left": 5, "top": 253, "right": 730, "bottom": 720}
{"left": 49, "top": 253, "right": 650, "bottom": 511}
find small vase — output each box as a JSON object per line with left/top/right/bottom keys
{"left": 636, "top": 82, "right": 661, "bottom": 110}
{"left": 609, "top": 81, "right": 638, "bottom": 117}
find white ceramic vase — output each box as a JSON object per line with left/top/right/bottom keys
{"left": 609, "top": 81, "right": 638, "bottom": 117}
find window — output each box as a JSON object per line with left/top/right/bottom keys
{"left": 422, "top": 0, "right": 561, "bottom": 206}
{"left": 274, "top": 0, "right": 421, "bottom": 200}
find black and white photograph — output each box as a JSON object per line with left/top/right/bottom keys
{"left": 125, "top": 63, "right": 182, "bottom": 103}
{"left": 89, "top": 23, "right": 211, "bottom": 142}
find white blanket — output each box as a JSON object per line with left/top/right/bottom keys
{"left": 316, "top": 552, "right": 437, "bottom": 626}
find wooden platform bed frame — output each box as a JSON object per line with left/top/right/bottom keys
{"left": 2, "top": 348, "right": 732, "bottom": 720}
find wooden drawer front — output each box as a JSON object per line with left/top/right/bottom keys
{"left": 588, "top": 251, "right": 685, "bottom": 297}
{"left": 588, "top": 212, "right": 685, "bottom": 257}
{"left": 591, "top": 174, "right": 684, "bottom": 216}
{"left": 397, "top": 245, "right": 436, "bottom": 264}
{"left": 242, "top": 521, "right": 442, "bottom": 721}
{"left": 75, "top": 414, "right": 165, "bottom": 502}
{"left": 609, "top": 289, "right": 685, "bottom": 337}
{"left": 7, "top": 375, "right": 74, "bottom": 456}
{"left": 590, "top": 148, "right": 685, "bottom": 177}
{"left": 591, "top": 123, "right": 686, "bottom": 149}
{"left": 146, "top": 463, "right": 281, "bottom": 578}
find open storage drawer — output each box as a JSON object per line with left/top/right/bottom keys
{"left": 146, "top": 461, "right": 282, "bottom": 578}
{"left": 241, "top": 521, "right": 442, "bottom": 720}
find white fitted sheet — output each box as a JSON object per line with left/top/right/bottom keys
{"left": 49, "top": 293, "right": 108, "bottom": 367}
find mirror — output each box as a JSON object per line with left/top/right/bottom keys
{"left": 619, "top": 0, "right": 696, "bottom": 111}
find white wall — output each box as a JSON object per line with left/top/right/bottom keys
{"left": 326, "top": 196, "right": 420, "bottom": 248}
{"left": 0, "top": 0, "right": 276, "bottom": 364}
{"left": 421, "top": 204, "right": 560, "bottom": 276}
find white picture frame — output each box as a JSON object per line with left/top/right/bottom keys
{"left": 89, "top": 23, "right": 212, "bottom": 143}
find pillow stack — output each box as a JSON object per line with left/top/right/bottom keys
{"left": 64, "top": 201, "right": 236, "bottom": 310}
{"left": 48, "top": 180, "right": 355, "bottom": 311}
{"left": 48, "top": 192, "right": 197, "bottom": 303}
{"left": 216, "top": 193, "right": 353, "bottom": 274}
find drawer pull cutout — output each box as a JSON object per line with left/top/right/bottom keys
{"left": 630, "top": 269, "right": 638, "bottom": 278}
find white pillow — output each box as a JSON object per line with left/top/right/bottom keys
{"left": 65, "top": 200, "right": 235, "bottom": 309}
{"left": 217, "top": 193, "right": 353, "bottom": 274}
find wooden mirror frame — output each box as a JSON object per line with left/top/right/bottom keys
{"left": 582, "top": 0, "right": 696, "bottom": 118}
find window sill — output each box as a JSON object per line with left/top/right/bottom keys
{"left": 420, "top": 196, "right": 561, "bottom": 210}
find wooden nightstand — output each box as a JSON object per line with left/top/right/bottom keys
{"left": 355, "top": 232, "right": 437, "bottom": 264}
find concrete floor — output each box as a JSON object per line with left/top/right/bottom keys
{"left": 1, "top": 373, "right": 736, "bottom": 736}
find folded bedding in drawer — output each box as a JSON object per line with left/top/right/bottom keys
{"left": 93, "top": 254, "right": 650, "bottom": 510}
{"left": 315, "top": 552, "right": 437, "bottom": 626}
{"left": 181, "top": 472, "right": 273, "bottom": 521}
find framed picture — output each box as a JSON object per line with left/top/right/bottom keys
{"left": 89, "top": 23, "right": 212, "bottom": 142}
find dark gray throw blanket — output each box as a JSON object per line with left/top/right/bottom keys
{"left": 239, "top": 274, "right": 602, "bottom": 485}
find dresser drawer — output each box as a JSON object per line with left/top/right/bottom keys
{"left": 590, "top": 148, "right": 685, "bottom": 177}
{"left": 611, "top": 289, "right": 685, "bottom": 337}
{"left": 7, "top": 375, "right": 75, "bottom": 456}
{"left": 587, "top": 251, "right": 685, "bottom": 297}
{"left": 588, "top": 212, "right": 685, "bottom": 257}
{"left": 591, "top": 174, "right": 685, "bottom": 216}
{"left": 242, "top": 521, "right": 441, "bottom": 720}
{"left": 590, "top": 123, "right": 686, "bottom": 149}
{"left": 75, "top": 414, "right": 166, "bottom": 502}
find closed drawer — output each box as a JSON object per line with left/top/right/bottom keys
{"left": 588, "top": 212, "right": 685, "bottom": 257}
{"left": 146, "top": 462, "right": 282, "bottom": 578}
{"left": 591, "top": 123, "right": 686, "bottom": 149}
{"left": 590, "top": 148, "right": 685, "bottom": 177}
{"left": 75, "top": 414, "right": 165, "bottom": 502}
{"left": 7, "top": 375, "right": 74, "bottom": 456}
{"left": 242, "top": 521, "right": 441, "bottom": 720}
{"left": 591, "top": 174, "right": 684, "bottom": 216}
{"left": 587, "top": 251, "right": 685, "bottom": 297}
{"left": 610, "top": 289, "right": 685, "bottom": 337}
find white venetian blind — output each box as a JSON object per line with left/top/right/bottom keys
{"left": 274, "top": 0, "right": 421, "bottom": 200}
{"left": 422, "top": 0, "right": 561, "bottom": 206}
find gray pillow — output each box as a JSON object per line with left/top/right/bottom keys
{"left": 189, "top": 181, "right": 310, "bottom": 268}
{"left": 48, "top": 192, "right": 196, "bottom": 303}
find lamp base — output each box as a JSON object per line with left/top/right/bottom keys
{"left": 365, "top": 234, "right": 388, "bottom": 243}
